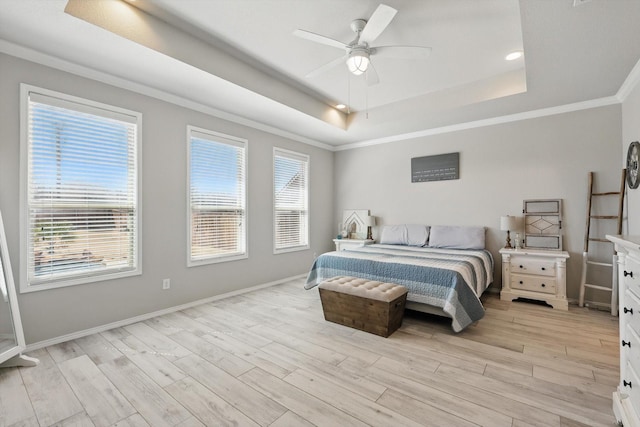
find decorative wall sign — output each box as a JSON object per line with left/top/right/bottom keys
{"left": 342, "top": 209, "right": 369, "bottom": 239}
{"left": 411, "top": 152, "right": 459, "bottom": 182}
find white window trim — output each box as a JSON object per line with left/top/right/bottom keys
{"left": 273, "top": 147, "right": 310, "bottom": 255}
{"left": 186, "top": 125, "right": 248, "bottom": 267}
{"left": 19, "top": 84, "right": 142, "bottom": 293}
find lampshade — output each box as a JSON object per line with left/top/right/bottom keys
{"left": 347, "top": 50, "right": 370, "bottom": 75}
{"left": 364, "top": 215, "right": 376, "bottom": 226}
{"left": 500, "top": 215, "right": 518, "bottom": 231}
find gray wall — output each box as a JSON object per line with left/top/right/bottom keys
{"left": 0, "top": 53, "right": 334, "bottom": 344}
{"left": 622, "top": 78, "right": 640, "bottom": 234}
{"left": 334, "top": 106, "right": 623, "bottom": 301}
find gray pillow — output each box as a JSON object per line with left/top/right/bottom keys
{"left": 406, "top": 224, "right": 430, "bottom": 246}
{"left": 379, "top": 224, "right": 430, "bottom": 246}
{"left": 429, "top": 225, "right": 486, "bottom": 249}
{"left": 379, "top": 225, "right": 407, "bottom": 245}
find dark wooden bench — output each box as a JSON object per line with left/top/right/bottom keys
{"left": 318, "top": 276, "right": 408, "bottom": 337}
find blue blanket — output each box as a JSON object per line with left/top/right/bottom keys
{"left": 306, "top": 244, "right": 493, "bottom": 332}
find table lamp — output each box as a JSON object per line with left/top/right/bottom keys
{"left": 365, "top": 215, "right": 376, "bottom": 240}
{"left": 500, "top": 215, "right": 518, "bottom": 249}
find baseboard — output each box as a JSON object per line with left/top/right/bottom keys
{"left": 25, "top": 274, "right": 306, "bottom": 352}
{"left": 567, "top": 297, "right": 613, "bottom": 312}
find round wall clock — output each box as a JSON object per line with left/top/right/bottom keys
{"left": 627, "top": 141, "right": 640, "bottom": 189}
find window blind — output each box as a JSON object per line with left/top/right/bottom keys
{"left": 274, "top": 148, "right": 309, "bottom": 252}
{"left": 25, "top": 90, "right": 139, "bottom": 287}
{"left": 189, "top": 128, "right": 247, "bottom": 264}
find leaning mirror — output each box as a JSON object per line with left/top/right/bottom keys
{"left": 0, "top": 210, "right": 36, "bottom": 367}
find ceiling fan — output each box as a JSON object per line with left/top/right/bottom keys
{"left": 293, "top": 3, "right": 431, "bottom": 86}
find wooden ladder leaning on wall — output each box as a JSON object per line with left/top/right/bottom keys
{"left": 578, "top": 169, "right": 625, "bottom": 316}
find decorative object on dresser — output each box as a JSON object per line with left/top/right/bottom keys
{"left": 342, "top": 209, "right": 369, "bottom": 239}
{"left": 606, "top": 235, "right": 640, "bottom": 426}
{"left": 318, "top": 276, "right": 407, "bottom": 337}
{"left": 523, "top": 199, "right": 563, "bottom": 250}
{"left": 499, "top": 248, "right": 570, "bottom": 310}
{"left": 364, "top": 215, "right": 376, "bottom": 240}
{"left": 333, "top": 238, "right": 374, "bottom": 251}
{"left": 500, "top": 215, "right": 519, "bottom": 249}
{"left": 578, "top": 170, "right": 625, "bottom": 316}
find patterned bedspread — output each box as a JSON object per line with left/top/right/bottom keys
{"left": 305, "top": 244, "right": 494, "bottom": 332}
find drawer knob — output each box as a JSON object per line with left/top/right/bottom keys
{"left": 519, "top": 281, "right": 523, "bottom": 284}
{"left": 541, "top": 284, "right": 546, "bottom": 287}
{"left": 624, "top": 270, "right": 634, "bottom": 278}
{"left": 622, "top": 340, "right": 631, "bottom": 347}
{"left": 624, "top": 307, "right": 634, "bottom": 315}
{"left": 623, "top": 380, "right": 632, "bottom": 389}
{"left": 541, "top": 267, "right": 546, "bottom": 271}
{"left": 519, "top": 265, "right": 524, "bottom": 269}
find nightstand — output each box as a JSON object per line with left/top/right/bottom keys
{"left": 333, "top": 239, "right": 374, "bottom": 251}
{"left": 499, "top": 248, "right": 570, "bottom": 310}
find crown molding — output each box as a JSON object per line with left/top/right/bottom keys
{"left": 0, "top": 39, "right": 333, "bottom": 152}
{"left": 2, "top": 38, "right": 634, "bottom": 153}
{"left": 616, "top": 57, "right": 640, "bottom": 103}
{"left": 335, "top": 96, "right": 621, "bottom": 151}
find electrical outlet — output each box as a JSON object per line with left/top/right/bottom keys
{"left": 313, "top": 252, "right": 317, "bottom": 259}
{"left": 162, "top": 278, "right": 170, "bottom": 290}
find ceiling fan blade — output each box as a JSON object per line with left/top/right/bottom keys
{"left": 305, "top": 54, "right": 348, "bottom": 78}
{"left": 373, "top": 45, "right": 432, "bottom": 59}
{"left": 359, "top": 4, "right": 397, "bottom": 45}
{"left": 293, "top": 29, "right": 347, "bottom": 50}
{"left": 366, "top": 62, "right": 380, "bottom": 86}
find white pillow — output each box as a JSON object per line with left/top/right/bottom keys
{"left": 379, "top": 224, "right": 430, "bottom": 246}
{"left": 406, "top": 224, "right": 430, "bottom": 246}
{"left": 379, "top": 225, "right": 407, "bottom": 245}
{"left": 429, "top": 225, "right": 486, "bottom": 249}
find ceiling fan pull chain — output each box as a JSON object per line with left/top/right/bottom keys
{"left": 366, "top": 77, "right": 369, "bottom": 119}
{"left": 347, "top": 71, "right": 351, "bottom": 114}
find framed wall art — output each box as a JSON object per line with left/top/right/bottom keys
{"left": 342, "top": 209, "right": 369, "bottom": 239}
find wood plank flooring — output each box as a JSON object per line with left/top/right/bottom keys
{"left": 0, "top": 278, "right": 621, "bottom": 427}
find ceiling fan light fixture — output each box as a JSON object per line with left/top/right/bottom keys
{"left": 347, "top": 50, "right": 370, "bottom": 75}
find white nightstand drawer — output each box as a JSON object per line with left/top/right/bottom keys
{"left": 511, "top": 275, "right": 557, "bottom": 294}
{"left": 624, "top": 289, "right": 640, "bottom": 337}
{"left": 510, "top": 258, "right": 556, "bottom": 277}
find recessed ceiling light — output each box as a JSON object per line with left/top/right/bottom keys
{"left": 335, "top": 104, "right": 346, "bottom": 110}
{"left": 505, "top": 51, "right": 523, "bottom": 61}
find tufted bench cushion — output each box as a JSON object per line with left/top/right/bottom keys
{"left": 318, "top": 276, "right": 407, "bottom": 337}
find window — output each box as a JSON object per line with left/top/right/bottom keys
{"left": 274, "top": 148, "right": 309, "bottom": 253}
{"left": 188, "top": 126, "right": 247, "bottom": 265}
{"left": 21, "top": 85, "right": 141, "bottom": 291}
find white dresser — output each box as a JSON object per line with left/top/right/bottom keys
{"left": 607, "top": 235, "right": 640, "bottom": 427}
{"left": 499, "top": 248, "right": 570, "bottom": 310}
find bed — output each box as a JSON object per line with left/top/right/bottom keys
{"left": 305, "top": 225, "right": 494, "bottom": 332}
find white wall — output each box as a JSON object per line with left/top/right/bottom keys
{"left": 0, "top": 53, "right": 334, "bottom": 344}
{"left": 622, "top": 78, "right": 640, "bottom": 234}
{"left": 335, "top": 106, "right": 622, "bottom": 301}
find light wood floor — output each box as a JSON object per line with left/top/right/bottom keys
{"left": 0, "top": 278, "right": 620, "bottom": 427}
